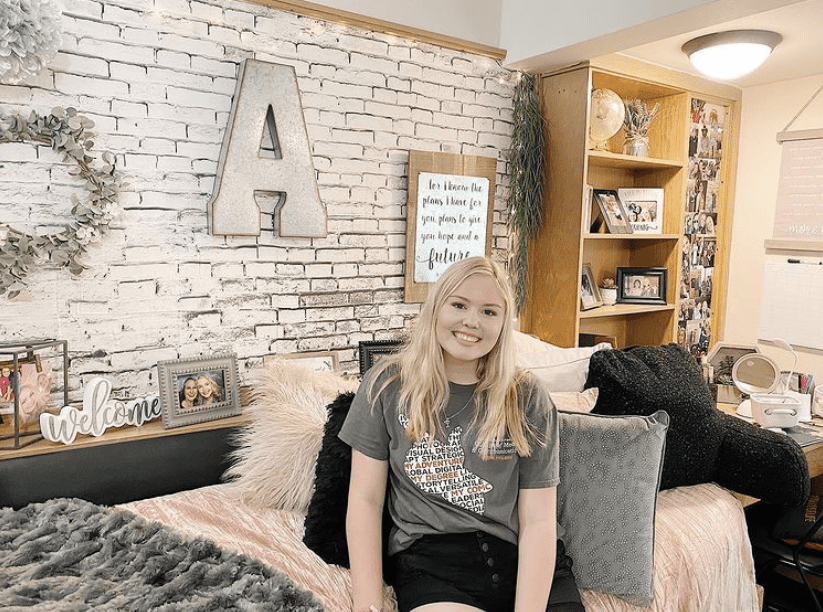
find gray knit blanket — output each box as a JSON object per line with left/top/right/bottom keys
{"left": 0, "top": 498, "right": 323, "bottom": 611}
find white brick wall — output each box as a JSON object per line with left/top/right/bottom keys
{"left": 0, "top": 0, "right": 516, "bottom": 398}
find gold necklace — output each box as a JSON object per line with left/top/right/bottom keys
{"left": 443, "top": 393, "right": 474, "bottom": 428}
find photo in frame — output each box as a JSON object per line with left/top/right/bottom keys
{"left": 157, "top": 353, "right": 241, "bottom": 429}
{"left": 618, "top": 188, "right": 664, "bottom": 234}
{"left": 358, "top": 339, "right": 403, "bottom": 376}
{"left": 617, "top": 267, "right": 668, "bottom": 305}
{"left": 592, "top": 189, "right": 633, "bottom": 234}
{"left": 580, "top": 264, "right": 602, "bottom": 311}
{"left": 0, "top": 355, "right": 54, "bottom": 425}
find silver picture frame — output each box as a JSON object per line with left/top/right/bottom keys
{"left": 157, "top": 353, "right": 241, "bottom": 429}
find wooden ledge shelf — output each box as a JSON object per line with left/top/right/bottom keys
{"left": 580, "top": 303, "right": 676, "bottom": 319}
{"left": 584, "top": 233, "right": 681, "bottom": 241}
{"left": 587, "top": 149, "right": 685, "bottom": 170}
{"left": 0, "top": 413, "right": 250, "bottom": 461}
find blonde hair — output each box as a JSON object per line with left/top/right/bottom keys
{"left": 368, "top": 256, "right": 536, "bottom": 458}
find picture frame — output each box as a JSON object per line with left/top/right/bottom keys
{"left": 157, "top": 353, "right": 241, "bottom": 429}
{"left": 580, "top": 264, "right": 603, "bottom": 310}
{"left": 618, "top": 188, "right": 664, "bottom": 234}
{"left": 358, "top": 339, "right": 404, "bottom": 376}
{"left": 617, "top": 267, "right": 668, "bottom": 305}
{"left": 265, "top": 350, "right": 340, "bottom": 373}
{"left": 592, "top": 189, "right": 633, "bottom": 234}
{"left": 404, "top": 150, "right": 497, "bottom": 303}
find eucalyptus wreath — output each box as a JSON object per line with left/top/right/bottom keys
{"left": 0, "top": 0, "right": 63, "bottom": 84}
{"left": 0, "top": 107, "right": 121, "bottom": 298}
{"left": 506, "top": 73, "right": 545, "bottom": 313}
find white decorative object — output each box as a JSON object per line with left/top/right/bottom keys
{"left": 588, "top": 89, "right": 624, "bottom": 150}
{"left": 40, "top": 377, "right": 162, "bottom": 445}
{"left": 209, "top": 59, "right": 326, "bottom": 237}
{"left": 0, "top": 0, "right": 63, "bottom": 84}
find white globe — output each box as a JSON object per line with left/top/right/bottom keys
{"left": 589, "top": 89, "right": 625, "bottom": 150}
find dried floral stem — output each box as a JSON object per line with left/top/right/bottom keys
{"left": 623, "top": 99, "right": 661, "bottom": 138}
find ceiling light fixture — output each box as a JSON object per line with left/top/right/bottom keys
{"left": 682, "top": 30, "right": 782, "bottom": 80}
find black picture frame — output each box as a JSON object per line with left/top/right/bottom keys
{"left": 592, "top": 189, "right": 634, "bottom": 234}
{"left": 358, "top": 340, "right": 403, "bottom": 376}
{"left": 616, "top": 267, "right": 668, "bottom": 305}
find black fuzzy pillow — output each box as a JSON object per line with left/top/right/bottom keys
{"left": 302, "top": 392, "right": 355, "bottom": 566}
{"left": 585, "top": 343, "right": 809, "bottom": 506}
{"left": 302, "top": 392, "right": 392, "bottom": 573}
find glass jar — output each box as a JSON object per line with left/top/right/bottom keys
{"left": 622, "top": 135, "right": 649, "bottom": 157}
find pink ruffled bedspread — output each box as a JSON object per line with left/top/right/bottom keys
{"left": 121, "top": 482, "right": 759, "bottom": 612}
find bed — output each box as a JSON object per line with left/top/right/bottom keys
{"left": 0, "top": 354, "right": 762, "bottom": 612}
{"left": 120, "top": 481, "right": 759, "bottom": 612}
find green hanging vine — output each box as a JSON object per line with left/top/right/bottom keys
{"left": 506, "top": 73, "right": 545, "bottom": 313}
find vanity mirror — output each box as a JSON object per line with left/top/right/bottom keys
{"left": 732, "top": 341, "right": 803, "bottom": 429}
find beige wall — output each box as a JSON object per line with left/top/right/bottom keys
{"left": 725, "top": 73, "right": 823, "bottom": 376}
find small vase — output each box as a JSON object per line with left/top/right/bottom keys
{"left": 600, "top": 287, "right": 617, "bottom": 305}
{"left": 622, "top": 135, "right": 649, "bottom": 157}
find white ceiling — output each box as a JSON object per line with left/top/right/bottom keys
{"left": 618, "top": 0, "right": 823, "bottom": 88}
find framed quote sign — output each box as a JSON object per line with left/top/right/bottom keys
{"left": 405, "top": 150, "right": 497, "bottom": 302}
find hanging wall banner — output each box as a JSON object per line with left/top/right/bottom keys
{"left": 772, "top": 138, "right": 823, "bottom": 238}
{"left": 405, "top": 151, "right": 497, "bottom": 302}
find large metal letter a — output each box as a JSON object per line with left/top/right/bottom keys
{"left": 209, "top": 59, "right": 326, "bottom": 237}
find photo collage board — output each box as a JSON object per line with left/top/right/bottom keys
{"left": 679, "top": 98, "right": 725, "bottom": 357}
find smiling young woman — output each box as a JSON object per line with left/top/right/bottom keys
{"left": 340, "top": 256, "right": 586, "bottom": 612}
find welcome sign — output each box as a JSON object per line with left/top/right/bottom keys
{"left": 40, "top": 377, "right": 162, "bottom": 445}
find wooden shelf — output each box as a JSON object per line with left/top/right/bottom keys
{"left": 579, "top": 303, "right": 676, "bottom": 319}
{"left": 523, "top": 61, "right": 738, "bottom": 350}
{"left": 0, "top": 413, "right": 250, "bottom": 461}
{"left": 584, "top": 233, "right": 680, "bottom": 241}
{"left": 587, "top": 149, "right": 685, "bottom": 170}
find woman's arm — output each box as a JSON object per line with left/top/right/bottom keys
{"left": 347, "top": 449, "right": 389, "bottom": 612}
{"left": 515, "top": 486, "right": 557, "bottom": 612}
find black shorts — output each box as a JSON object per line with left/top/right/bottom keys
{"left": 388, "top": 532, "right": 584, "bottom": 612}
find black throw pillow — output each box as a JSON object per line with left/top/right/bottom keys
{"left": 302, "top": 392, "right": 392, "bottom": 577}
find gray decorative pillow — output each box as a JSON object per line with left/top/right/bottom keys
{"left": 557, "top": 410, "right": 669, "bottom": 606}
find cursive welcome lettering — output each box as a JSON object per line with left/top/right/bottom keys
{"left": 40, "top": 377, "right": 162, "bottom": 445}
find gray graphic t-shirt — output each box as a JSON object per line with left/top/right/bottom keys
{"left": 339, "top": 369, "right": 559, "bottom": 555}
